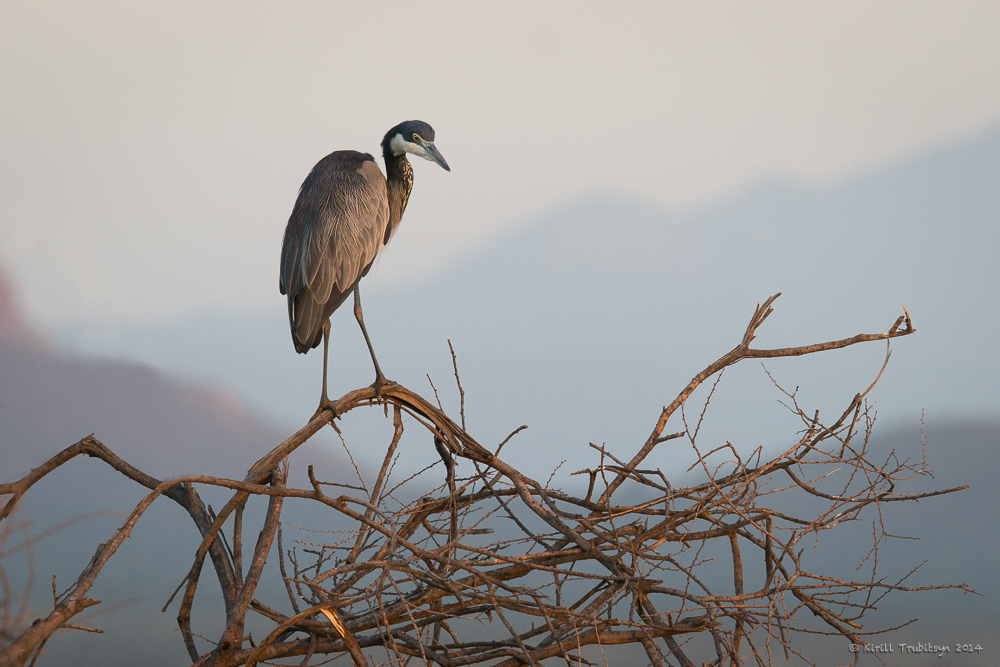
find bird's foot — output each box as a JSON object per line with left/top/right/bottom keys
{"left": 312, "top": 396, "right": 339, "bottom": 421}
{"left": 372, "top": 373, "right": 394, "bottom": 399}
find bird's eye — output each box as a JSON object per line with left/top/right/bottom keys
{"left": 412, "top": 133, "right": 421, "bottom": 142}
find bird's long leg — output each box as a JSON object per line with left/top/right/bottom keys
{"left": 314, "top": 319, "right": 336, "bottom": 418}
{"left": 321, "top": 319, "right": 331, "bottom": 403}
{"left": 353, "top": 286, "right": 388, "bottom": 392}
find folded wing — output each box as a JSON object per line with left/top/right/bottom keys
{"left": 280, "top": 151, "right": 389, "bottom": 352}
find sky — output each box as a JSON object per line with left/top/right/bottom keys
{"left": 3, "top": 8, "right": 999, "bottom": 658}
{"left": 2, "top": 2, "right": 1000, "bottom": 331}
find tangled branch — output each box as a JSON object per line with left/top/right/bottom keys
{"left": 0, "top": 295, "right": 970, "bottom": 667}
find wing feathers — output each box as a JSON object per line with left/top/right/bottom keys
{"left": 281, "top": 152, "right": 390, "bottom": 352}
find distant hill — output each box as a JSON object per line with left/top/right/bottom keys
{"left": 796, "top": 420, "right": 1000, "bottom": 666}
{"left": 0, "top": 268, "right": 41, "bottom": 352}
{"left": 56, "top": 123, "right": 1000, "bottom": 476}
{"left": 10, "top": 121, "right": 998, "bottom": 664}
{"left": 2, "top": 272, "right": 997, "bottom": 665}
{"left": 0, "top": 274, "right": 287, "bottom": 480}
{"left": 0, "top": 274, "right": 294, "bottom": 664}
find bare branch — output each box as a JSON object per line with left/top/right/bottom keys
{"left": 2, "top": 296, "right": 964, "bottom": 667}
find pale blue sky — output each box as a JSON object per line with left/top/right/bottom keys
{"left": 2, "top": 1, "right": 999, "bottom": 329}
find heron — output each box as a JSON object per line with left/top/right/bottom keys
{"left": 279, "top": 120, "right": 450, "bottom": 410}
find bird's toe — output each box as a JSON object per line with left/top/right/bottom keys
{"left": 371, "top": 374, "right": 395, "bottom": 399}
{"left": 313, "top": 396, "right": 339, "bottom": 420}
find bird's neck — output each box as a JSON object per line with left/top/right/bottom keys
{"left": 383, "top": 151, "right": 414, "bottom": 234}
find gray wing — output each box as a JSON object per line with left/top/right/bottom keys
{"left": 280, "top": 151, "right": 389, "bottom": 352}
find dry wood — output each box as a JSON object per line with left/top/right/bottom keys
{"left": 0, "top": 296, "right": 970, "bottom": 667}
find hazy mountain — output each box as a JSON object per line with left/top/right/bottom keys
{"left": 0, "top": 276, "right": 295, "bottom": 665}
{"left": 2, "top": 277, "right": 997, "bottom": 664}
{"left": 3, "top": 321, "right": 996, "bottom": 666}
{"left": 56, "top": 122, "right": 1000, "bottom": 477}
{"left": 0, "top": 268, "right": 41, "bottom": 352}
{"left": 5, "top": 121, "right": 997, "bottom": 664}
{"left": 795, "top": 420, "right": 999, "bottom": 666}
{"left": 0, "top": 279, "right": 287, "bottom": 481}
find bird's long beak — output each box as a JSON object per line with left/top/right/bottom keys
{"left": 417, "top": 139, "right": 450, "bottom": 172}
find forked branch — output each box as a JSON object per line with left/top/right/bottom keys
{"left": 2, "top": 296, "right": 965, "bottom": 667}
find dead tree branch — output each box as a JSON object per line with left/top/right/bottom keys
{"left": 2, "top": 296, "right": 966, "bottom": 667}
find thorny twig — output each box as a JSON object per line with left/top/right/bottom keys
{"left": 1, "top": 296, "right": 968, "bottom": 667}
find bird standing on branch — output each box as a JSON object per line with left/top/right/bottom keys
{"left": 280, "top": 120, "right": 450, "bottom": 411}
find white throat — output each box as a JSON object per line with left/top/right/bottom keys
{"left": 388, "top": 133, "right": 427, "bottom": 159}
